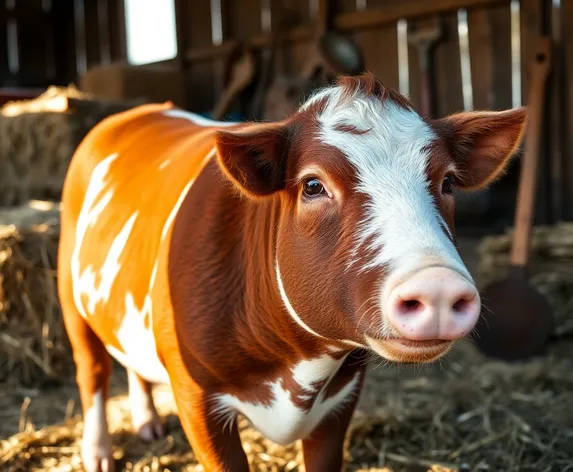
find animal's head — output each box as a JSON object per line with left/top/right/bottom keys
{"left": 216, "top": 73, "right": 526, "bottom": 363}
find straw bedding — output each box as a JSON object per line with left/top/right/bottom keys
{"left": 1, "top": 219, "right": 573, "bottom": 471}
{"left": 1, "top": 338, "right": 572, "bottom": 471}
{"left": 0, "top": 201, "right": 68, "bottom": 387}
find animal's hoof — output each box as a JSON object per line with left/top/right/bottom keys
{"left": 135, "top": 415, "right": 166, "bottom": 442}
{"left": 81, "top": 446, "right": 115, "bottom": 472}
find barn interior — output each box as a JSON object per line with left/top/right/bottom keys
{"left": 0, "top": 0, "right": 573, "bottom": 471}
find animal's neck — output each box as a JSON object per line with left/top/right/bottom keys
{"left": 169, "top": 158, "right": 331, "bottom": 374}
{"left": 236, "top": 195, "right": 324, "bottom": 357}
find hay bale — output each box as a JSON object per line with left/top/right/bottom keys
{"left": 0, "top": 201, "right": 69, "bottom": 387}
{"left": 0, "top": 86, "right": 141, "bottom": 207}
{"left": 477, "top": 222, "right": 573, "bottom": 336}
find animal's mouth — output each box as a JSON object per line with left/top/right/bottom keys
{"left": 365, "top": 336, "right": 453, "bottom": 363}
{"left": 388, "top": 338, "right": 449, "bottom": 349}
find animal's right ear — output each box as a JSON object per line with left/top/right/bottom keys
{"left": 215, "top": 122, "right": 290, "bottom": 198}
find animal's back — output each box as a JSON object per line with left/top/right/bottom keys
{"left": 58, "top": 103, "right": 237, "bottom": 384}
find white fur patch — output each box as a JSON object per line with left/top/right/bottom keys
{"left": 71, "top": 152, "right": 120, "bottom": 319}
{"left": 81, "top": 389, "right": 112, "bottom": 469}
{"left": 308, "top": 86, "right": 472, "bottom": 286}
{"left": 213, "top": 354, "right": 360, "bottom": 445}
{"left": 83, "top": 389, "right": 108, "bottom": 437}
{"left": 84, "top": 211, "right": 139, "bottom": 314}
{"left": 108, "top": 177, "right": 196, "bottom": 385}
{"left": 105, "top": 293, "right": 169, "bottom": 385}
{"left": 71, "top": 146, "right": 213, "bottom": 386}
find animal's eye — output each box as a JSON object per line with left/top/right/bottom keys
{"left": 302, "top": 178, "right": 326, "bottom": 198}
{"left": 442, "top": 175, "right": 455, "bottom": 195}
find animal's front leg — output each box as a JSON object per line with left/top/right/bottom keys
{"left": 167, "top": 367, "right": 249, "bottom": 471}
{"left": 302, "top": 365, "right": 366, "bottom": 472}
{"left": 178, "top": 393, "right": 248, "bottom": 471}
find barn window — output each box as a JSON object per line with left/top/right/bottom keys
{"left": 124, "top": 0, "right": 178, "bottom": 65}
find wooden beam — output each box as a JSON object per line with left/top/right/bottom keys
{"left": 337, "top": 0, "right": 506, "bottom": 30}
{"left": 185, "top": 0, "right": 507, "bottom": 62}
{"left": 174, "top": 0, "right": 189, "bottom": 70}
{"left": 548, "top": 0, "right": 566, "bottom": 222}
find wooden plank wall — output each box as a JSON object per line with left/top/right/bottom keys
{"left": 466, "top": 4, "right": 517, "bottom": 226}
{"left": 185, "top": 0, "right": 217, "bottom": 113}
{"left": 181, "top": 0, "right": 519, "bottom": 119}
{"left": 468, "top": 5, "right": 513, "bottom": 110}
{"left": 0, "top": 0, "right": 571, "bottom": 226}
{"left": 146, "top": 0, "right": 573, "bottom": 226}
{"left": 352, "top": 0, "right": 400, "bottom": 91}
{"left": 0, "top": 0, "right": 127, "bottom": 89}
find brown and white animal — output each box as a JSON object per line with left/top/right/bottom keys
{"left": 57, "top": 73, "right": 526, "bottom": 472}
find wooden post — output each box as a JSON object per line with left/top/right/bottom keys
{"left": 563, "top": 0, "right": 573, "bottom": 221}
{"left": 109, "top": 0, "right": 127, "bottom": 62}
{"left": 73, "top": 0, "right": 87, "bottom": 76}
{"left": 97, "top": 0, "right": 111, "bottom": 66}
{"left": 547, "top": 0, "right": 566, "bottom": 223}
{"left": 174, "top": 0, "right": 188, "bottom": 71}
{"left": 173, "top": 0, "right": 188, "bottom": 108}
{"left": 520, "top": 0, "right": 551, "bottom": 225}
{"left": 45, "top": 0, "right": 57, "bottom": 79}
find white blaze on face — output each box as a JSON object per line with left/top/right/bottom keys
{"left": 308, "top": 87, "right": 472, "bottom": 286}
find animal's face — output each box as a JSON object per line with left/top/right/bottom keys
{"left": 216, "top": 74, "right": 526, "bottom": 364}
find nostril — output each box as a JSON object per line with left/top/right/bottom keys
{"left": 452, "top": 294, "right": 476, "bottom": 314}
{"left": 453, "top": 298, "right": 468, "bottom": 313}
{"left": 404, "top": 300, "right": 419, "bottom": 310}
{"left": 397, "top": 298, "right": 423, "bottom": 315}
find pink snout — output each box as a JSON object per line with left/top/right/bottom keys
{"left": 385, "top": 267, "right": 480, "bottom": 341}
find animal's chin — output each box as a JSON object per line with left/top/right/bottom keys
{"left": 364, "top": 335, "right": 454, "bottom": 363}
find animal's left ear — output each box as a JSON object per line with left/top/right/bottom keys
{"left": 438, "top": 107, "right": 527, "bottom": 191}
{"left": 215, "top": 122, "right": 290, "bottom": 199}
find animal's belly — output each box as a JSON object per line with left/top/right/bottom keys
{"left": 215, "top": 369, "right": 361, "bottom": 446}
{"left": 103, "top": 312, "right": 170, "bottom": 385}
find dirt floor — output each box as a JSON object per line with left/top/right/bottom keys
{"left": 1, "top": 238, "right": 573, "bottom": 472}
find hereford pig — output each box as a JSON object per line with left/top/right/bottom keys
{"left": 57, "top": 73, "right": 526, "bottom": 471}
